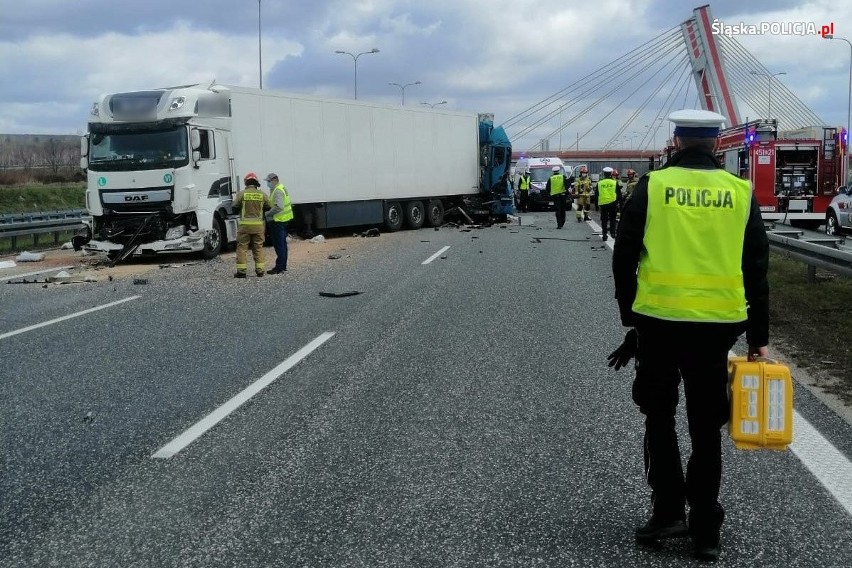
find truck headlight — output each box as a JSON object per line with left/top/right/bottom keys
{"left": 165, "top": 226, "right": 186, "bottom": 240}
{"left": 169, "top": 97, "right": 186, "bottom": 111}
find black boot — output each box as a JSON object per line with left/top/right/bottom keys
{"left": 635, "top": 516, "right": 688, "bottom": 543}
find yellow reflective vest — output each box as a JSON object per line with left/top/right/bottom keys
{"left": 271, "top": 183, "right": 294, "bottom": 223}
{"left": 549, "top": 174, "right": 565, "bottom": 196}
{"left": 632, "top": 167, "right": 752, "bottom": 323}
{"left": 518, "top": 175, "right": 530, "bottom": 191}
{"left": 597, "top": 178, "right": 617, "bottom": 206}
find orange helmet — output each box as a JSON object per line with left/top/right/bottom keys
{"left": 244, "top": 172, "right": 259, "bottom": 182}
{"left": 627, "top": 169, "right": 636, "bottom": 178}
{"left": 612, "top": 168, "right": 619, "bottom": 178}
{"left": 579, "top": 166, "right": 588, "bottom": 174}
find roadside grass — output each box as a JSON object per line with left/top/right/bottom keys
{"left": 0, "top": 184, "right": 86, "bottom": 214}
{"left": 768, "top": 250, "right": 852, "bottom": 405}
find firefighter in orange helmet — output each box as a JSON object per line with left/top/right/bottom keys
{"left": 573, "top": 165, "right": 592, "bottom": 222}
{"left": 232, "top": 172, "right": 270, "bottom": 278}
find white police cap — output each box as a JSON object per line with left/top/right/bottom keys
{"left": 602, "top": 167, "right": 613, "bottom": 173}
{"left": 552, "top": 166, "right": 561, "bottom": 172}
{"left": 669, "top": 109, "right": 727, "bottom": 138}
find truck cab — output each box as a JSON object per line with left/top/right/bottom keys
{"left": 79, "top": 84, "right": 237, "bottom": 260}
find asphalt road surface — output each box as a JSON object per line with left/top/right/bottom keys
{"left": 1, "top": 212, "right": 851, "bottom": 567}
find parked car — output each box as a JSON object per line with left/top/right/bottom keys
{"left": 825, "top": 184, "right": 852, "bottom": 235}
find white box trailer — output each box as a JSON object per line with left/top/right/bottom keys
{"left": 78, "top": 83, "right": 513, "bottom": 260}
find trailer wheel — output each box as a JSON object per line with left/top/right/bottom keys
{"left": 826, "top": 211, "right": 841, "bottom": 235}
{"left": 425, "top": 199, "right": 444, "bottom": 227}
{"left": 202, "top": 217, "right": 225, "bottom": 259}
{"left": 404, "top": 201, "right": 425, "bottom": 229}
{"left": 384, "top": 201, "right": 403, "bottom": 232}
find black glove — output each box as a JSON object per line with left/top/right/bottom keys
{"left": 607, "top": 328, "right": 638, "bottom": 371}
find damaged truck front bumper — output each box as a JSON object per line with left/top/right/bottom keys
{"left": 84, "top": 231, "right": 208, "bottom": 256}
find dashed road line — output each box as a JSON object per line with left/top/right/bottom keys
{"left": 0, "top": 296, "right": 141, "bottom": 341}
{"left": 422, "top": 246, "right": 451, "bottom": 265}
{"left": 152, "top": 332, "right": 336, "bottom": 459}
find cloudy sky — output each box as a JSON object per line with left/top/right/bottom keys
{"left": 1, "top": 0, "right": 850, "bottom": 151}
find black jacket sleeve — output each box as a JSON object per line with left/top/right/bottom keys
{"left": 742, "top": 193, "right": 770, "bottom": 347}
{"left": 611, "top": 175, "right": 649, "bottom": 327}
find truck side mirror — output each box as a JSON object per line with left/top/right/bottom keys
{"left": 190, "top": 129, "right": 201, "bottom": 150}
{"left": 80, "top": 157, "right": 88, "bottom": 170}
{"left": 80, "top": 135, "right": 89, "bottom": 157}
{"left": 192, "top": 150, "right": 201, "bottom": 166}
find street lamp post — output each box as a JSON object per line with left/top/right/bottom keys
{"left": 421, "top": 100, "right": 447, "bottom": 108}
{"left": 257, "top": 0, "right": 262, "bottom": 89}
{"left": 750, "top": 70, "right": 786, "bottom": 121}
{"left": 827, "top": 34, "right": 852, "bottom": 185}
{"left": 389, "top": 81, "right": 421, "bottom": 105}
{"left": 334, "top": 48, "right": 380, "bottom": 100}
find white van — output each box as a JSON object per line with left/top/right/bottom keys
{"left": 515, "top": 156, "right": 567, "bottom": 210}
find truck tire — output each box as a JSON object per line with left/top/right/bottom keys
{"left": 826, "top": 211, "right": 841, "bottom": 235}
{"left": 404, "top": 201, "right": 425, "bottom": 229}
{"left": 384, "top": 201, "right": 403, "bottom": 232}
{"left": 425, "top": 199, "right": 444, "bottom": 227}
{"left": 202, "top": 217, "right": 225, "bottom": 259}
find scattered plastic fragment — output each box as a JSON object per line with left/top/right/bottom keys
{"left": 15, "top": 251, "right": 44, "bottom": 262}
{"left": 319, "top": 291, "right": 362, "bottom": 298}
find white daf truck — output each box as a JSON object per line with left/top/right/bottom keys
{"left": 78, "top": 82, "right": 513, "bottom": 260}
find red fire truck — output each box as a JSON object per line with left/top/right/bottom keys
{"left": 715, "top": 120, "right": 845, "bottom": 230}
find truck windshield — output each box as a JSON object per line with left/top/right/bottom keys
{"left": 88, "top": 127, "right": 188, "bottom": 171}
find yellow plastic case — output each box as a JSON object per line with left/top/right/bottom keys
{"left": 728, "top": 356, "right": 794, "bottom": 450}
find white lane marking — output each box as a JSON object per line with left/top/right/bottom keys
{"left": 0, "top": 296, "right": 141, "bottom": 341}
{"left": 729, "top": 351, "right": 852, "bottom": 516}
{"left": 586, "top": 219, "right": 614, "bottom": 250}
{"left": 0, "top": 266, "right": 74, "bottom": 282}
{"left": 422, "top": 246, "right": 451, "bottom": 265}
{"left": 790, "top": 413, "right": 852, "bottom": 516}
{"left": 152, "top": 332, "right": 336, "bottom": 459}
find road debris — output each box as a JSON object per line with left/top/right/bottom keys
{"left": 60, "top": 242, "right": 74, "bottom": 250}
{"left": 0, "top": 260, "right": 16, "bottom": 269}
{"left": 328, "top": 254, "right": 342, "bottom": 260}
{"left": 309, "top": 234, "right": 326, "bottom": 243}
{"left": 15, "top": 251, "right": 45, "bottom": 262}
{"left": 82, "top": 411, "right": 95, "bottom": 424}
{"left": 159, "top": 262, "right": 198, "bottom": 269}
{"left": 133, "top": 278, "right": 148, "bottom": 285}
{"left": 319, "top": 290, "right": 362, "bottom": 298}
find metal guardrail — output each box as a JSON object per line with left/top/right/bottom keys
{"left": 0, "top": 209, "right": 89, "bottom": 249}
{"left": 766, "top": 225, "right": 852, "bottom": 280}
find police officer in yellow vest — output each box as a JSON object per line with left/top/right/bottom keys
{"left": 612, "top": 110, "right": 769, "bottom": 562}
{"left": 545, "top": 166, "right": 568, "bottom": 228}
{"left": 264, "top": 173, "right": 294, "bottom": 274}
{"left": 573, "top": 166, "right": 592, "bottom": 222}
{"left": 517, "top": 170, "right": 531, "bottom": 212}
{"left": 232, "top": 172, "right": 270, "bottom": 278}
{"left": 597, "top": 167, "right": 621, "bottom": 241}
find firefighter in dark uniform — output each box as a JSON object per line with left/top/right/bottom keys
{"left": 232, "top": 172, "right": 270, "bottom": 278}
{"left": 517, "top": 170, "right": 531, "bottom": 212}
{"left": 545, "top": 165, "right": 568, "bottom": 228}
{"left": 611, "top": 109, "right": 769, "bottom": 562}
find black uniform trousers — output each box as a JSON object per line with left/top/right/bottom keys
{"left": 632, "top": 317, "right": 740, "bottom": 546}
{"left": 519, "top": 190, "right": 529, "bottom": 212}
{"left": 553, "top": 193, "right": 567, "bottom": 228}
{"left": 600, "top": 202, "right": 618, "bottom": 239}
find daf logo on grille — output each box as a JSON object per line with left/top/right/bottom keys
{"left": 125, "top": 195, "right": 149, "bottom": 202}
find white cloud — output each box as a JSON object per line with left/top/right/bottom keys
{"left": 0, "top": 21, "right": 302, "bottom": 132}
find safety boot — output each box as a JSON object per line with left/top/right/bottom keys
{"left": 635, "top": 516, "right": 688, "bottom": 543}
{"left": 234, "top": 272, "right": 247, "bottom": 279}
